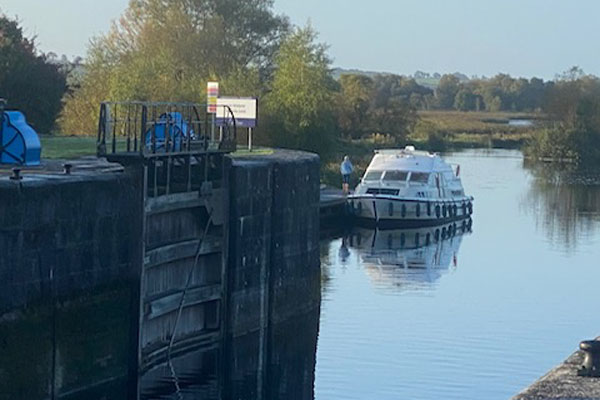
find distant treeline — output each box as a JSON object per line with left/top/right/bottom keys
{"left": 338, "top": 71, "right": 554, "bottom": 113}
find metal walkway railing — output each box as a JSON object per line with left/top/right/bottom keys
{"left": 97, "top": 101, "right": 237, "bottom": 158}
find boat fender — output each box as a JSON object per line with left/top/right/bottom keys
{"left": 427, "top": 202, "right": 432, "bottom": 216}
{"left": 400, "top": 233, "right": 406, "bottom": 247}
{"left": 415, "top": 232, "right": 420, "bottom": 247}
{"left": 453, "top": 205, "right": 458, "bottom": 217}
{"left": 389, "top": 202, "right": 394, "bottom": 217}
{"left": 468, "top": 202, "right": 473, "bottom": 215}
{"left": 401, "top": 204, "right": 406, "bottom": 218}
{"left": 426, "top": 233, "right": 431, "bottom": 245}
{"left": 442, "top": 205, "right": 447, "bottom": 218}
{"left": 435, "top": 205, "right": 441, "bottom": 218}
{"left": 462, "top": 203, "right": 467, "bottom": 216}
{"left": 434, "top": 229, "right": 440, "bottom": 241}
{"left": 416, "top": 203, "right": 421, "bottom": 217}
{"left": 441, "top": 227, "right": 447, "bottom": 239}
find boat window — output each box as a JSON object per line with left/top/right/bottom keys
{"left": 364, "top": 170, "right": 383, "bottom": 181}
{"left": 382, "top": 170, "right": 408, "bottom": 182}
{"left": 410, "top": 172, "right": 430, "bottom": 183}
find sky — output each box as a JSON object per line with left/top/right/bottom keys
{"left": 1, "top": 0, "right": 599, "bottom": 80}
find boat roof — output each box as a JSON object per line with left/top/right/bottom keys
{"left": 368, "top": 146, "right": 452, "bottom": 174}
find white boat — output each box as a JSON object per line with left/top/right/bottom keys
{"left": 348, "top": 146, "right": 473, "bottom": 227}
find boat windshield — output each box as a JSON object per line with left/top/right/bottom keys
{"left": 409, "top": 172, "right": 430, "bottom": 183}
{"left": 364, "top": 170, "right": 383, "bottom": 181}
{"left": 382, "top": 170, "right": 409, "bottom": 182}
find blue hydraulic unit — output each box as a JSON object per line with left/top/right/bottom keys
{"left": 144, "top": 112, "right": 195, "bottom": 152}
{"left": 0, "top": 99, "right": 42, "bottom": 166}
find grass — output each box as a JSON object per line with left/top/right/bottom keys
{"left": 40, "top": 135, "right": 97, "bottom": 159}
{"left": 40, "top": 134, "right": 273, "bottom": 159}
{"left": 417, "top": 110, "right": 545, "bottom": 135}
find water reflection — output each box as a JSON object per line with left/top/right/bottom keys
{"left": 346, "top": 220, "right": 472, "bottom": 292}
{"left": 522, "top": 161, "right": 600, "bottom": 251}
{"left": 0, "top": 283, "right": 320, "bottom": 400}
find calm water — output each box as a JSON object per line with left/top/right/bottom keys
{"left": 317, "top": 149, "right": 600, "bottom": 400}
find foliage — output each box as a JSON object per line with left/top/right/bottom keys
{"left": 59, "top": 0, "right": 288, "bottom": 135}
{"left": 0, "top": 14, "right": 67, "bottom": 133}
{"left": 527, "top": 70, "right": 600, "bottom": 164}
{"left": 336, "top": 73, "right": 421, "bottom": 143}
{"left": 262, "top": 25, "right": 339, "bottom": 155}
{"left": 337, "top": 74, "right": 374, "bottom": 138}
{"left": 435, "top": 74, "right": 460, "bottom": 109}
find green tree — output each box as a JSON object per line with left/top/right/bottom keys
{"left": 453, "top": 88, "right": 476, "bottom": 111}
{"left": 337, "top": 74, "right": 374, "bottom": 138}
{"left": 0, "top": 13, "right": 67, "bottom": 133}
{"left": 435, "top": 74, "right": 460, "bottom": 109}
{"left": 60, "top": 0, "right": 288, "bottom": 135}
{"left": 263, "top": 25, "right": 339, "bottom": 154}
{"left": 528, "top": 71, "right": 600, "bottom": 164}
{"left": 369, "top": 74, "right": 418, "bottom": 142}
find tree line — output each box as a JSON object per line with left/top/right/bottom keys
{"left": 2, "top": 3, "right": 600, "bottom": 164}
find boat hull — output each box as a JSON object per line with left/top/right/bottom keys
{"left": 348, "top": 195, "right": 473, "bottom": 228}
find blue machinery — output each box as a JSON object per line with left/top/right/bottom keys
{"left": 0, "top": 99, "right": 42, "bottom": 166}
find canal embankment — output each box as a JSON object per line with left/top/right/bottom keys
{"left": 512, "top": 338, "right": 600, "bottom": 400}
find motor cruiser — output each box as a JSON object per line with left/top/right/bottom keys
{"left": 348, "top": 146, "right": 473, "bottom": 227}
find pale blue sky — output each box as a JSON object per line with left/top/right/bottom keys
{"left": 1, "top": 0, "right": 598, "bottom": 79}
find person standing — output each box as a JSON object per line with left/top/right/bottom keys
{"left": 340, "top": 155, "right": 353, "bottom": 194}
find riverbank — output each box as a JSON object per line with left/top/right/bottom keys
{"left": 320, "top": 111, "right": 547, "bottom": 187}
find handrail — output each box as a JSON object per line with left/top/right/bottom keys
{"left": 97, "top": 101, "right": 237, "bottom": 158}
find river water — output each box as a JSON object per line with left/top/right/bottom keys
{"left": 317, "top": 149, "right": 600, "bottom": 399}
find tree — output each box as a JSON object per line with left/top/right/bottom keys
{"left": 60, "top": 0, "right": 289, "bottom": 135}
{"left": 435, "top": 74, "right": 460, "bottom": 109}
{"left": 263, "top": 25, "right": 339, "bottom": 154}
{"left": 368, "top": 74, "right": 418, "bottom": 141}
{"left": 338, "top": 74, "right": 374, "bottom": 138}
{"left": 454, "top": 88, "right": 476, "bottom": 111}
{"left": 0, "top": 14, "right": 67, "bottom": 133}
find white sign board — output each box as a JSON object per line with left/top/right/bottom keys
{"left": 216, "top": 97, "right": 258, "bottom": 128}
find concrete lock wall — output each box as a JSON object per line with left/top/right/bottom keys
{"left": 0, "top": 171, "right": 142, "bottom": 314}
{"left": 0, "top": 148, "right": 322, "bottom": 399}
{"left": 226, "top": 150, "right": 321, "bottom": 337}
{"left": 225, "top": 150, "right": 321, "bottom": 400}
{"left": 0, "top": 170, "right": 143, "bottom": 400}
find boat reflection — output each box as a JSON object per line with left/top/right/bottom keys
{"left": 346, "top": 220, "right": 472, "bottom": 291}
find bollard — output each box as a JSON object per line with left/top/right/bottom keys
{"left": 578, "top": 340, "right": 600, "bottom": 377}
{"left": 10, "top": 167, "right": 22, "bottom": 181}
{"left": 63, "top": 163, "right": 73, "bottom": 175}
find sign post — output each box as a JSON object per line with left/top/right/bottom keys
{"left": 216, "top": 97, "right": 258, "bottom": 151}
{"left": 207, "top": 82, "right": 219, "bottom": 142}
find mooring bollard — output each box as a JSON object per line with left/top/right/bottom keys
{"left": 63, "top": 163, "right": 73, "bottom": 175}
{"left": 578, "top": 340, "right": 600, "bottom": 377}
{"left": 9, "top": 167, "right": 22, "bottom": 181}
